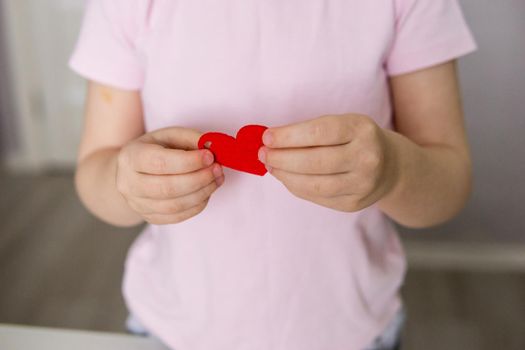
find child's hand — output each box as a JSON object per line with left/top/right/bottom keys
{"left": 258, "top": 114, "right": 399, "bottom": 212}
{"left": 115, "top": 127, "right": 225, "bottom": 225}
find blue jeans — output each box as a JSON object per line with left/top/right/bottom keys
{"left": 127, "top": 307, "right": 405, "bottom": 350}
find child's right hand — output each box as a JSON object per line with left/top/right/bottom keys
{"left": 115, "top": 127, "right": 224, "bottom": 225}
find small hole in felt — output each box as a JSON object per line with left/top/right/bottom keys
{"left": 204, "top": 141, "right": 212, "bottom": 149}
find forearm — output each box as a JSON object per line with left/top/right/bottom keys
{"left": 75, "top": 148, "right": 144, "bottom": 227}
{"left": 377, "top": 129, "right": 472, "bottom": 228}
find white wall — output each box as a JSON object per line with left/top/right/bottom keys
{"left": 1, "top": 0, "right": 524, "bottom": 242}
{"left": 0, "top": 1, "right": 20, "bottom": 161}
{"left": 0, "top": 0, "right": 85, "bottom": 171}
{"left": 399, "top": 0, "right": 525, "bottom": 243}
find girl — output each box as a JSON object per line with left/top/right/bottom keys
{"left": 69, "top": 0, "right": 476, "bottom": 349}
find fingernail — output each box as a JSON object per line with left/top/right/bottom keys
{"left": 213, "top": 164, "right": 223, "bottom": 178}
{"left": 215, "top": 175, "right": 225, "bottom": 186}
{"left": 258, "top": 148, "right": 266, "bottom": 163}
{"left": 202, "top": 150, "right": 214, "bottom": 166}
{"left": 262, "top": 130, "right": 273, "bottom": 146}
{"left": 265, "top": 165, "right": 272, "bottom": 173}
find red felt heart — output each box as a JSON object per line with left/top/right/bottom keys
{"left": 198, "top": 125, "right": 268, "bottom": 176}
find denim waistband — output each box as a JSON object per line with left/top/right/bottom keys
{"left": 126, "top": 307, "right": 406, "bottom": 350}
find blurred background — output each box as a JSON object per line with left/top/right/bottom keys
{"left": 0, "top": 1, "right": 524, "bottom": 349}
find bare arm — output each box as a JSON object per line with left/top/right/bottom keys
{"left": 75, "top": 81, "right": 224, "bottom": 228}
{"left": 75, "top": 82, "right": 145, "bottom": 226}
{"left": 260, "top": 61, "right": 472, "bottom": 229}
{"left": 376, "top": 61, "right": 473, "bottom": 228}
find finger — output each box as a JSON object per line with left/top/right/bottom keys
{"left": 130, "top": 142, "right": 214, "bottom": 175}
{"left": 260, "top": 143, "right": 354, "bottom": 175}
{"left": 262, "top": 115, "right": 359, "bottom": 149}
{"left": 132, "top": 177, "right": 223, "bottom": 215}
{"left": 131, "top": 163, "right": 223, "bottom": 199}
{"left": 143, "top": 200, "right": 209, "bottom": 225}
{"left": 146, "top": 126, "right": 203, "bottom": 151}
{"left": 286, "top": 189, "right": 362, "bottom": 213}
{"left": 269, "top": 167, "right": 366, "bottom": 198}
{"left": 270, "top": 170, "right": 366, "bottom": 212}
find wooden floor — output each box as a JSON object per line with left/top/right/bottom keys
{"left": 1, "top": 172, "right": 524, "bottom": 349}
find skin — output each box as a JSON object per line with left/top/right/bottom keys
{"left": 259, "top": 61, "right": 472, "bottom": 228}
{"left": 75, "top": 85, "right": 225, "bottom": 227}
{"left": 75, "top": 60, "right": 471, "bottom": 229}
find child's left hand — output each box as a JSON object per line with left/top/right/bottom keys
{"left": 258, "top": 114, "right": 399, "bottom": 212}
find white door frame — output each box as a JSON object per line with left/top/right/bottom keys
{"left": 2, "top": 0, "right": 46, "bottom": 171}
{"left": 2, "top": 0, "right": 85, "bottom": 172}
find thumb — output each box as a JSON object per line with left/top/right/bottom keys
{"left": 147, "top": 126, "right": 204, "bottom": 151}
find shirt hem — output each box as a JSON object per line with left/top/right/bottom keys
{"left": 387, "top": 36, "right": 478, "bottom": 76}
{"left": 68, "top": 54, "right": 144, "bottom": 91}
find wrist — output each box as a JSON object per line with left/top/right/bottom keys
{"left": 108, "top": 150, "right": 145, "bottom": 227}
{"left": 76, "top": 148, "right": 144, "bottom": 227}
{"left": 377, "top": 129, "right": 405, "bottom": 204}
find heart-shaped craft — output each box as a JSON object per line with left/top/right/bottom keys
{"left": 198, "top": 125, "right": 268, "bottom": 176}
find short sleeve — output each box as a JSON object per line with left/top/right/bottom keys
{"left": 68, "top": 0, "right": 144, "bottom": 90}
{"left": 385, "top": 0, "right": 477, "bottom": 76}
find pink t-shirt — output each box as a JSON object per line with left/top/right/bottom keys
{"left": 69, "top": 1, "right": 476, "bottom": 349}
